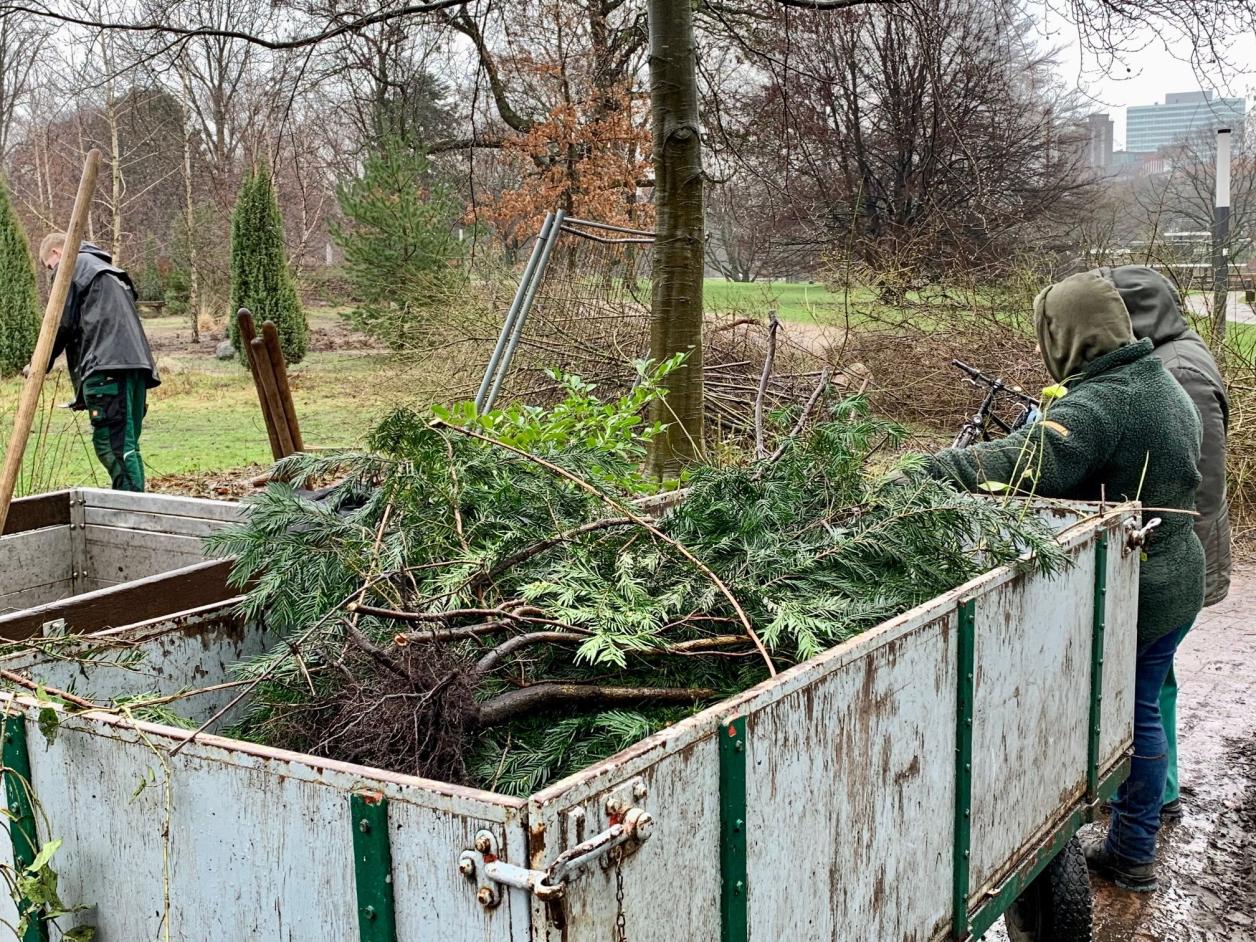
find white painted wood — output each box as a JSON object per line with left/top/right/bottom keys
{"left": 525, "top": 504, "right": 1138, "bottom": 942}
{"left": 83, "top": 506, "right": 228, "bottom": 540}
{"left": 0, "top": 501, "right": 1138, "bottom": 942}
{"left": 1, "top": 698, "right": 528, "bottom": 942}
{"left": 0, "top": 527, "right": 73, "bottom": 610}
{"left": 77, "top": 488, "right": 243, "bottom": 524}
{"left": 0, "top": 602, "right": 270, "bottom": 726}
{"left": 1099, "top": 537, "right": 1139, "bottom": 780}
{"left": 83, "top": 526, "right": 209, "bottom": 584}
{"left": 747, "top": 611, "right": 958, "bottom": 941}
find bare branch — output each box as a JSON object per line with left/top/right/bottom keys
{"left": 476, "top": 682, "right": 717, "bottom": 727}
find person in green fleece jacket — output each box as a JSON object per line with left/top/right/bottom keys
{"left": 921, "top": 270, "right": 1205, "bottom": 892}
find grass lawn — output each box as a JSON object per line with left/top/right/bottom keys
{"left": 0, "top": 308, "right": 428, "bottom": 496}
{"left": 703, "top": 278, "right": 872, "bottom": 324}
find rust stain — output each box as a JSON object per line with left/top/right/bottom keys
{"left": 893, "top": 754, "right": 921, "bottom": 787}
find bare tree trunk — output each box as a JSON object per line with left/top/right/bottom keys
{"left": 102, "top": 34, "right": 124, "bottom": 263}
{"left": 178, "top": 72, "right": 202, "bottom": 343}
{"left": 183, "top": 116, "right": 201, "bottom": 344}
{"left": 646, "top": 0, "right": 705, "bottom": 478}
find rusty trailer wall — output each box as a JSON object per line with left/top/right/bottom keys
{"left": 0, "top": 501, "right": 1139, "bottom": 942}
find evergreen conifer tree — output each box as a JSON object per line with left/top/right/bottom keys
{"left": 229, "top": 168, "right": 308, "bottom": 363}
{"left": 332, "top": 138, "right": 462, "bottom": 348}
{"left": 0, "top": 178, "right": 40, "bottom": 378}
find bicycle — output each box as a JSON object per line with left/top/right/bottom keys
{"left": 951, "top": 359, "right": 1040, "bottom": 449}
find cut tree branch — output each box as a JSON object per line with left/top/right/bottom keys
{"left": 431, "top": 419, "right": 778, "bottom": 677}
{"left": 476, "top": 683, "right": 718, "bottom": 727}
{"left": 754, "top": 312, "right": 780, "bottom": 459}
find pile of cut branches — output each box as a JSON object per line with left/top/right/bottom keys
{"left": 209, "top": 361, "right": 1064, "bottom": 794}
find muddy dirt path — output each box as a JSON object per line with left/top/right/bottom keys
{"left": 989, "top": 564, "right": 1256, "bottom": 941}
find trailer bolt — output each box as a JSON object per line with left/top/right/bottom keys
{"left": 358, "top": 819, "right": 371, "bottom": 834}
{"left": 364, "top": 905, "right": 377, "bottom": 921}
{"left": 632, "top": 780, "right": 648, "bottom": 800}
{"left": 458, "top": 857, "right": 476, "bottom": 878}
{"left": 474, "top": 832, "right": 493, "bottom": 853}
{"left": 477, "top": 887, "right": 498, "bottom": 907}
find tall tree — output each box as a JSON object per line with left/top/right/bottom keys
{"left": 332, "top": 138, "right": 463, "bottom": 347}
{"left": 229, "top": 167, "right": 308, "bottom": 363}
{"left": 0, "top": 176, "right": 39, "bottom": 377}
{"left": 646, "top": 0, "right": 705, "bottom": 477}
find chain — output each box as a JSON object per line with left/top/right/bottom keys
{"left": 614, "top": 848, "right": 628, "bottom": 942}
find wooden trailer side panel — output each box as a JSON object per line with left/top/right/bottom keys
{"left": 968, "top": 524, "right": 1137, "bottom": 898}
{"left": 0, "top": 603, "right": 270, "bottom": 726}
{"left": 78, "top": 488, "right": 242, "bottom": 591}
{"left": 1099, "top": 538, "right": 1139, "bottom": 782}
{"left": 0, "top": 527, "right": 73, "bottom": 614}
{"left": 745, "top": 613, "right": 958, "bottom": 941}
{"left": 528, "top": 728, "right": 723, "bottom": 942}
{"left": 0, "top": 704, "right": 530, "bottom": 942}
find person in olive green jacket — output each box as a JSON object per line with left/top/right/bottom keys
{"left": 921, "top": 270, "right": 1204, "bottom": 892}
{"left": 1102, "top": 265, "right": 1231, "bottom": 821}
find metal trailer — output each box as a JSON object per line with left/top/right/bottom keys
{"left": 0, "top": 500, "right": 1141, "bottom": 942}
{"left": 0, "top": 488, "right": 242, "bottom": 639}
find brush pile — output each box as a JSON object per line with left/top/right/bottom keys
{"left": 209, "top": 362, "right": 1064, "bottom": 795}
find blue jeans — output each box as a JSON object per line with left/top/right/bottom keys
{"left": 1107, "top": 624, "right": 1190, "bottom": 864}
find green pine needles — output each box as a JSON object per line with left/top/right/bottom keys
{"left": 209, "top": 367, "right": 1065, "bottom": 794}
{"left": 0, "top": 178, "right": 40, "bottom": 377}
{"left": 332, "top": 138, "right": 465, "bottom": 349}
{"left": 229, "top": 167, "right": 308, "bottom": 364}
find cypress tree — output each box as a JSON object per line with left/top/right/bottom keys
{"left": 0, "top": 178, "right": 40, "bottom": 378}
{"left": 229, "top": 167, "right": 308, "bottom": 364}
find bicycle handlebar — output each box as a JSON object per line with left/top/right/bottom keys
{"left": 950, "top": 360, "right": 1040, "bottom": 408}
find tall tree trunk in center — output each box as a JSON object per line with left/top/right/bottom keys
{"left": 646, "top": 0, "right": 705, "bottom": 478}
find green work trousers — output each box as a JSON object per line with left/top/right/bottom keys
{"left": 1160, "top": 618, "right": 1194, "bottom": 805}
{"left": 83, "top": 370, "right": 148, "bottom": 492}
{"left": 1161, "top": 664, "right": 1180, "bottom": 805}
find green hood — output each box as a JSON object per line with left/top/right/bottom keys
{"left": 1033, "top": 271, "right": 1135, "bottom": 382}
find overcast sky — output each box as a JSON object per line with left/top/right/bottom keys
{"left": 1036, "top": 11, "right": 1256, "bottom": 149}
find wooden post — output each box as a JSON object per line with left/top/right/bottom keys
{"left": 251, "top": 337, "right": 295, "bottom": 458}
{"left": 237, "top": 308, "right": 284, "bottom": 460}
{"left": 261, "top": 321, "right": 304, "bottom": 452}
{"left": 0, "top": 150, "right": 100, "bottom": 532}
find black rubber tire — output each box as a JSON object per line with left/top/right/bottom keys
{"left": 1004, "top": 835, "right": 1093, "bottom": 942}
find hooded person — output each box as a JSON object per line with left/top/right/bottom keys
{"left": 1098, "top": 264, "right": 1231, "bottom": 820}
{"left": 38, "top": 234, "right": 160, "bottom": 492}
{"left": 916, "top": 270, "right": 1205, "bottom": 892}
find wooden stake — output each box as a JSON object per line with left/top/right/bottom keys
{"left": 251, "top": 337, "right": 295, "bottom": 458}
{"left": 237, "top": 308, "right": 283, "bottom": 460}
{"left": 260, "top": 321, "right": 304, "bottom": 452}
{"left": 0, "top": 150, "right": 100, "bottom": 533}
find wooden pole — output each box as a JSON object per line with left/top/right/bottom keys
{"left": 260, "top": 320, "right": 304, "bottom": 452}
{"left": 251, "top": 337, "right": 295, "bottom": 458}
{"left": 237, "top": 308, "right": 283, "bottom": 460}
{"left": 0, "top": 149, "right": 101, "bottom": 532}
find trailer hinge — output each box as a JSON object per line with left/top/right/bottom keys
{"left": 459, "top": 808, "right": 655, "bottom": 908}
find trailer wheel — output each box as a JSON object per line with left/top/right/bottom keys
{"left": 1004, "top": 835, "right": 1092, "bottom": 942}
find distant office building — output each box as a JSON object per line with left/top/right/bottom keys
{"left": 1086, "top": 113, "right": 1114, "bottom": 169}
{"left": 1126, "top": 90, "right": 1246, "bottom": 153}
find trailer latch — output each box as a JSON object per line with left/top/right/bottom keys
{"left": 459, "top": 808, "right": 655, "bottom": 907}
{"left": 1124, "top": 516, "right": 1161, "bottom": 555}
